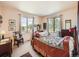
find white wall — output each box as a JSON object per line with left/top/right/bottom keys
{"left": 0, "top": 5, "right": 41, "bottom": 41}
{"left": 40, "top": 4, "right": 77, "bottom": 30}
{"left": 34, "top": 16, "right": 42, "bottom": 25}
{"left": 0, "top": 3, "right": 78, "bottom": 41}
{"left": 0, "top": 5, "right": 20, "bottom": 37}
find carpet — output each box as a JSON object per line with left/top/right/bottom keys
{"left": 21, "top": 52, "right": 32, "bottom": 57}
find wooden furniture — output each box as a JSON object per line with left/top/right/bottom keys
{"left": 14, "top": 36, "right": 24, "bottom": 47}
{"left": 61, "top": 27, "right": 78, "bottom": 56}
{"left": 31, "top": 37, "right": 69, "bottom": 57}
{"left": 32, "top": 27, "right": 78, "bottom": 57}
{"left": 0, "top": 39, "right": 12, "bottom": 57}
{"left": 13, "top": 32, "right": 24, "bottom": 47}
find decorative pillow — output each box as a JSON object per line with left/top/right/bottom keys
{"left": 34, "top": 31, "right": 40, "bottom": 37}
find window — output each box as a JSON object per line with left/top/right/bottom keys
{"left": 21, "top": 17, "right": 27, "bottom": 33}
{"left": 20, "top": 16, "right": 34, "bottom": 33}
{"left": 48, "top": 16, "right": 61, "bottom": 33}
{"left": 54, "top": 17, "right": 61, "bottom": 32}
{"left": 28, "top": 18, "right": 33, "bottom": 32}
{"left": 48, "top": 18, "right": 54, "bottom": 33}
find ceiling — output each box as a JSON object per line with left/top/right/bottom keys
{"left": 0, "top": 1, "right": 77, "bottom": 16}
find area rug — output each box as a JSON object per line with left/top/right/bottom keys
{"left": 21, "top": 52, "right": 32, "bottom": 57}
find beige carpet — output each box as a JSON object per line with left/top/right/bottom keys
{"left": 12, "top": 40, "right": 40, "bottom": 57}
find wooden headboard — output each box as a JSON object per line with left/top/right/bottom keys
{"left": 61, "top": 27, "right": 77, "bottom": 37}
{"left": 61, "top": 29, "right": 70, "bottom": 37}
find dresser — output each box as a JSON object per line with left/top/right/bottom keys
{"left": 0, "top": 39, "right": 12, "bottom": 57}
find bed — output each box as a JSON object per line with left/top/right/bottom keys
{"left": 32, "top": 27, "right": 78, "bottom": 57}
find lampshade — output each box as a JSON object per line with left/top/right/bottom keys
{"left": 0, "top": 31, "right": 5, "bottom": 35}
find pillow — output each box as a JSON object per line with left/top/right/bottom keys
{"left": 34, "top": 31, "right": 40, "bottom": 37}
{"left": 39, "top": 30, "right": 48, "bottom": 36}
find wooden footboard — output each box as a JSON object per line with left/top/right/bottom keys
{"left": 31, "top": 38, "right": 69, "bottom": 57}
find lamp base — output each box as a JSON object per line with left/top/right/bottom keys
{"left": 2, "top": 35, "right": 4, "bottom": 39}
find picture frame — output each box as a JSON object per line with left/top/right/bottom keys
{"left": 8, "top": 19, "right": 16, "bottom": 31}
{"left": 65, "top": 20, "right": 71, "bottom": 29}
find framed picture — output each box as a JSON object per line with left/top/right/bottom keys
{"left": 8, "top": 19, "right": 16, "bottom": 31}
{"left": 65, "top": 20, "right": 71, "bottom": 29}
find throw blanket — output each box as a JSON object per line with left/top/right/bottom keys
{"left": 40, "top": 36, "right": 64, "bottom": 48}
{"left": 39, "top": 36, "right": 74, "bottom": 57}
